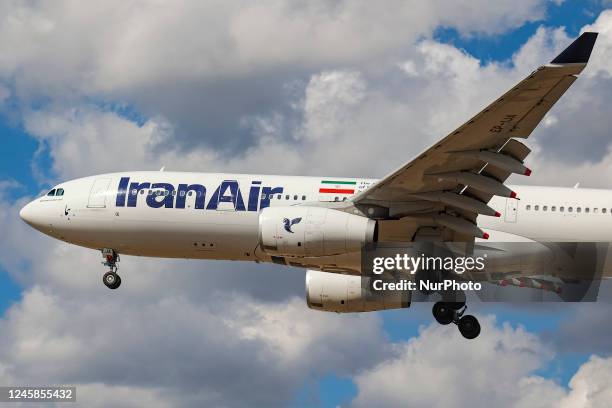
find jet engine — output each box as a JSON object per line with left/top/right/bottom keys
{"left": 258, "top": 206, "right": 377, "bottom": 258}
{"left": 305, "top": 270, "right": 410, "bottom": 313}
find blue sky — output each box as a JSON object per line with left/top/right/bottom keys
{"left": 435, "top": 0, "right": 605, "bottom": 62}
{"left": 1, "top": 1, "right": 611, "bottom": 406}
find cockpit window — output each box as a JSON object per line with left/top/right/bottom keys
{"left": 45, "top": 188, "right": 64, "bottom": 197}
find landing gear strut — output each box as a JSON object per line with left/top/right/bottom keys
{"left": 101, "top": 248, "right": 121, "bottom": 290}
{"left": 432, "top": 301, "right": 480, "bottom": 339}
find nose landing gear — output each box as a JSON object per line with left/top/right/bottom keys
{"left": 432, "top": 301, "right": 480, "bottom": 339}
{"left": 101, "top": 248, "right": 121, "bottom": 290}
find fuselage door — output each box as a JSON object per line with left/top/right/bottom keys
{"left": 505, "top": 198, "right": 517, "bottom": 223}
{"left": 87, "top": 178, "right": 111, "bottom": 208}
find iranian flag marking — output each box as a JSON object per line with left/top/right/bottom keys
{"left": 319, "top": 180, "right": 356, "bottom": 194}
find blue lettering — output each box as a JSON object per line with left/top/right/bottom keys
{"left": 116, "top": 177, "right": 129, "bottom": 207}
{"left": 206, "top": 180, "right": 246, "bottom": 211}
{"left": 146, "top": 183, "right": 175, "bottom": 208}
{"left": 248, "top": 181, "right": 261, "bottom": 211}
{"left": 127, "top": 182, "right": 151, "bottom": 207}
{"left": 118, "top": 178, "right": 283, "bottom": 211}
{"left": 176, "top": 184, "right": 206, "bottom": 209}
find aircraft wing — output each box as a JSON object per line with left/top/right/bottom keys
{"left": 352, "top": 32, "right": 598, "bottom": 242}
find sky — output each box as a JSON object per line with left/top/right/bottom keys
{"left": 2, "top": 0, "right": 612, "bottom": 407}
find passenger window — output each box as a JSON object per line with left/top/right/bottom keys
{"left": 577, "top": 207, "right": 581, "bottom": 213}
{"left": 594, "top": 208, "right": 598, "bottom": 213}
{"left": 293, "top": 195, "right": 298, "bottom": 200}
{"left": 334, "top": 197, "right": 339, "bottom": 202}
{"left": 302, "top": 195, "right": 306, "bottom": 200}
{"left": 148, "top": 190, "right": 153, "bottom": 196}
{"left": 526, "top": 205, "right": 531, "bottom": 210}
{"left": 560, "top": 206, "right": 564, "bottom": 212}
{"left": 55, "top": 188, "right": 64, "bottom": 196}
{"left": 568, "top": 207, "right": 573, "bottom": 212}
{"left": 551, "top": 206, "right": 556, "bottom": 212}
{"left": 585, "top": 208, "right": 590, "bottom": 213}
{"left": 131, "top": 189, "right": 137, "bottom": 195}
{"left": 47, "top": 189, "right": 56, "bottom": 196}
{"left": 285, "top": 195, "right": 290, "bottom": 200}
{"left": 179, "top": 191, "right": 185, "bottom": 197}
{"left": 534, "top": 205, "right": 539, "bottom": 211}
{"left": 188, "top": 191, "right": 193, "bottom": 196}
{"left": 543, "top": 205, "right": 547, "bottom": 211}
{"left": 140, "top": 190, "right": 145, "bottom": 195}
{"left": 262, "top": 194, "right": 267, "bottom": 199}
{"left": 277, "top": 195, "right": 281, "bottom": 200}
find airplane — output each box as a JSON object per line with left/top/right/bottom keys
{"left": 19, "top": 32, "right": 602, "bottom": 339}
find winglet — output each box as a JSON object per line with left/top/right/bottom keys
{"left": 550, "top": 32, "right": 598, "bottom": 64}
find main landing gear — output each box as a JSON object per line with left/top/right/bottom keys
{"left": 101, "top": 248, "right": 121, "bottom": 290}
{"left": 432, "top": 301, "right": 481, "bottom": 339}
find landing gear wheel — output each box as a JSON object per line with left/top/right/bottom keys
{"left": 103, "top": 271, "right": 121, "bottom": 290}
{"left": 457, "top": 315, "right": 480, "bottom": 339}
{"left": 100, "top": 249, "right": 122, "bottom": 289}
{"left": 432, "top": 302, "right": 454, "bottom": 325}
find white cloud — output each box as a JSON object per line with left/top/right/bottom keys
{"left": 0, "top": 0, "right": 549, "bottom": 97}
{"left": 583, "top": 9, "right": 612, "bottom": 78}
{"left": 298, "top": 70, "right": 366, "bottom": 141}
{"left": 350, "top": 317, "right": 612, "bottom": 408}
{"left": 0, "top": 288, "right": 387, "bottom": 408}
{"left": 397, "top": 60, "right": 419, "bottom": 77}
{"left": 559, "top": 356, "right": 612, "bottom": 408}
{"left": 350, "top": 316, "right": 563, "bottom": 408}
{"left": 0, "top": 0, "right": 554, "bottom": 162}
{"left": 23, "top": 107, "right": 177, "bottom": 179}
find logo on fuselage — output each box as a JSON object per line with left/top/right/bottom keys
{"left": 283, "top": 217, "right": 302, "bottom": 233}
{"left": 115, "top": 177, "right": 284, "bottom": 212}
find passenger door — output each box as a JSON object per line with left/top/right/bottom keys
{"left": 87, "top": 178, "right": 111, "bottom": 208}
{"left": 505, "top": 198, "right": 517, "bottom": 223}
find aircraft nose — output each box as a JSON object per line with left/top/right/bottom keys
{"left": 19, "top": 201, "right": 36, "bottom": 225}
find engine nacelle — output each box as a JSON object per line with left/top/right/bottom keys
{"left": 305, "top": 270, "right": 410, "bottom": 313}
{"left": 259, "top": 206, "right": 377, "bottom": 258}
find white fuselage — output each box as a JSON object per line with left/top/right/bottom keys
{"left": 19, "top": 171, "right": 612, "bottom": 272}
